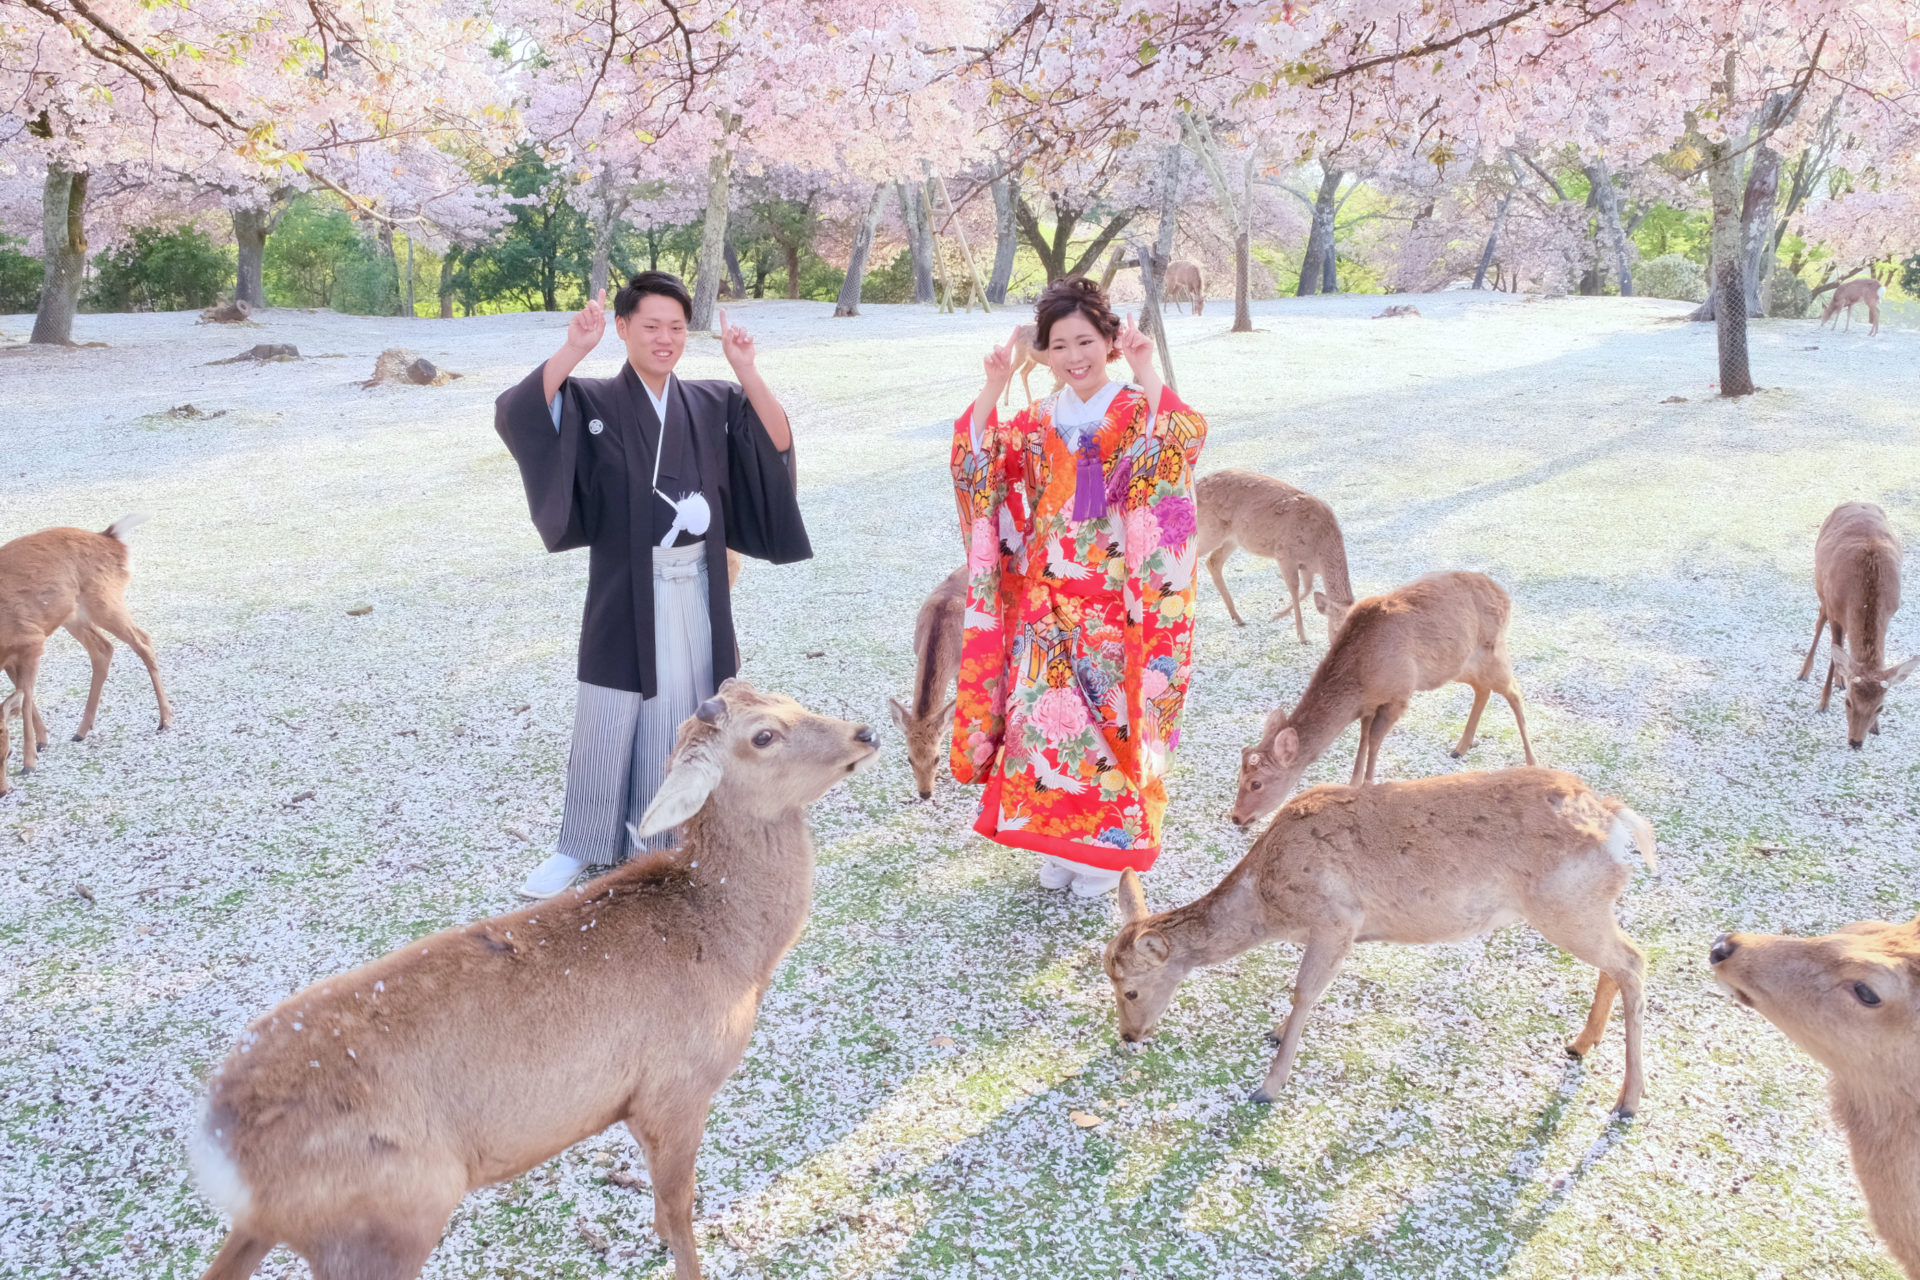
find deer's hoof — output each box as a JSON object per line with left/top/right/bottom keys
{"left": 1449, "top": 749, "right": 1464, "bottom": 760}
{"left": 1247, "top": 1087, "right": 1273, "bottom": 1105}
{"left": 1564, "top": 1044, "right": 1585, "bottom": 1061}
{"left": 1609, "top": 1105, "right": 1637, "bottom": 1122}
{"left": 18, "top": 765, "right": 33, "bottom": 775}
{"left": 1265, "top": 1031, "right": 1283, "bottom": 1047}
{"left": 71, "top": 733, "right": 86, "bottom": 743}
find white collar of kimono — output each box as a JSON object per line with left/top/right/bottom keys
{"left": 1053, "top": 379, "right": 1122, "bottom": 450}
{"left": 643, "top": 372, "right": 710, "bottom": 548}
{"left": 638, "top": 370, "right": 675, "bottom": 427}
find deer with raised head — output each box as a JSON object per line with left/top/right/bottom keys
{"left": 0, "top": 515, "right": 172, "bottom": 795}
{"left": 1819, "top": 277, "right": 1882, "bottom": 336}
{"left": 1195, "top": 469, "right": 1354, "bottom": 645}
{"left": 1163, "top": 260, "right": 1204, "bottom": 315}
{"left": 1108, "top": 768, "right": 1654, "bottom": 1115}
{"left": 889, "top": 566, "right": 964, "bottom": 800}
{"left": 1797, "top": 502, "right": 1913, "bottom": 748}
{"left": 189, "top": 680, "right": 879, "bottom": 1280}
{"left": 1000, "top": 323, "right": 1064, "bottom": 408}
{"left": 1711, "top": 917, "right": 1920, "bottom": 1277}
{"left": 1231, "top": 570, "right": 1535, "bottom": 826}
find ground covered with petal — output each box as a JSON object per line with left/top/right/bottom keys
{"left": 1, "top": 294, "right": 1914, "bottom": 1278}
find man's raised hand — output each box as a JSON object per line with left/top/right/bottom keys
{"left": 719, "top": 308, "right": 757, "bottom": 372}
{"left": 566, "top": 288, "right": 608, "bottom": 355}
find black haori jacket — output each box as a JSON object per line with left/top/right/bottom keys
{"left": 495, "top": 360, "right": 811, "bottom": 697}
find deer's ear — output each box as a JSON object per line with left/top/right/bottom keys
{"left": 1135, "top": 930, "right": 1171, "bottom": 967}
{"left": 1274, "top": 726, "right": 1301, "bottom": 766}
{"left": 1312, "top": 590, "right": 1328, "bottom": 615}
{"left": 1832, "top": 646, "right": 1860, "bottom": 680}
{"left": 1117, "top": 868, "right": 1149, "bottom": 922}
{"left": 937, "top": 696, "right": 957, "bottom": 728}
{"left": 888, "top": 697, "right": 912, "bottom": 730}
{"left": 632, "top": 744, "right": 725, "bottom": 839}
{"left": 1883, "top": 656, "right": 1920, "bottom": 686}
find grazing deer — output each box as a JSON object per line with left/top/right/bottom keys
{"left": 1711, "top": 918, "right": 1920, "bottom": 1277}
{"left": 189, "top": 680, "right": 879, "bottom": 1280}
{"left": 1232, "top": 571, "right": 1535, "bottom": 826}
{"left": 0, "top": 515, "right": 171, "bottom": 795}
{"left": 1797, "top": 502, "right": 1913, "bottom": 748}
{"left": 1195, "top": 469, "right": 1354, "bottom": 644}
{"left": 1162, "top": 260, "right": 1204, "bottom": 315}
{"left": 1000, "top": 323, "right": 1064, "bottom": 408}
{"left": 1108, "top": 768, "right": 1653, "bottom": 1115}
{"left": 889, "top": 567, "right": 965, "bottom": 799}
{"left": 1819, "top": 277, "right": 1882, "bottom": 336}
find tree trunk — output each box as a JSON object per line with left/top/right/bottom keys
{"left": 1472, "top": 191, "right": 1514, "bottom": 290}
{"left": 988, "top": 176, "right": 1018, "bottom": 303}
{"left": 1707, "top": 141, "right": 1752, "bottom": 396}
{"left": 1740, "top": 144, "right": 1782, "bottom": 316}
{"left": 403, "top": 234, "right": 417, "bottom": 317}
{"left": 722, "top": 240, "right": 746, "bottom": 299}
{"left": 31, "top": 164, "right": 87, "bottom": 345}
{"left": 232, "top": 206, "right": 270, "bottom": 310}
{"left": 1297, "top": 168, "right": 1343, "bottom": 296}
{"left": 1584, "top": 159, "right": 1635, "bottom": 297}
{"left": 691, "top": 112, "right": 737, "bottom": 331}
{"left": 784, "top": 244, "right": 801, "bottom": 300}
{"left": 1141, "top": 145, "right": 1183, "bottom": 341}
{"left": 438, "top": 248, "right": 457, "bottom": 319}
{"left": 835, "top": 182, "right": 887, "bottom": 317}
{"left": 898, "top": 179, "right": 936, "bottom": 303}
{"left": 1321, "top": 227, "right": 1338, "bottom": 293}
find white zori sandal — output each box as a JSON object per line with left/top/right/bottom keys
{"left": 518, "top": 852, "right": 585, "bottom": 899}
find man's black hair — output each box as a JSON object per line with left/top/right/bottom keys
{"left": 614, "top": 270, "right": 694, "bottom": 322}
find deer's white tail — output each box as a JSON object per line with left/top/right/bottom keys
{"left": 105, "top": 513, "right": 150, "bottom": 541}
{"left": 1607, "top": 807, "right": 1658, "bottom": 873}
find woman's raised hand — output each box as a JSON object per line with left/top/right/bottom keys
{"left": 982, "top": 326, "right": 1022, "bottom": 395}
{"left": 565, "top": 288, "right": 608, "bottom": 355}
{"left": 1117, "top": 311, "right": 1155, "bottom": 381}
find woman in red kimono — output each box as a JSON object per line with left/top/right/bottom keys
{"left": 951, "top": 277, "right": 1208, "bottom": 897}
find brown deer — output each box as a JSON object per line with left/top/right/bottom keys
{"left": 1231, "top": 571, "right": 1535, "bottom": 826}
{"left": 1711, "top": 918, "right": 1920, "bottom": 1276}
{"left": 1195, "top": 469, "right": 1354, "bottom": 644}
{"left": 1162, "top": 260, "right": 1204, "bottom": 315}
{"left": 189, "top": 680, "right": 878, "bottom": 1280}
{"left": 889, "top": 566, "right": 964, "bottom": 799}
{"left": 1001, "top": 323, "right": 1064, "bottom": 408}
{"left": 1108, "top": 768, "right": 1654, "bottom": 1116}
{"left": 0, "top": 515, "right": 172, "bottom": 795}
{"left": 1819, "top": 277, "right": 1882, "bottom": 336}
{"left": 1796, "top": 502, "right": 1914, "bottom": 748}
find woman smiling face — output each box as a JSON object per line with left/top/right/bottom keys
{"left": 1042, "top": 310, "right": 1116, "bottom": 400}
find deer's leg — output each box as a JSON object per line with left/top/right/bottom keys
{"left": 15, "top": 650, "right": 40, "bottom": 773}
{"left": 1535, "top": 916, "right": 1648, "bottom": 1118}
{"left": 0, "top": 684, "right": 13, "bottom": 797}
{"left": 1350, "top": 710, "right": 1374, "bottom": 785}
{"left": 630, "top": 1109, "right": 709, "bottom": 1280}
{"left": 1362, "top": 699, "right": 1407, "bottom": 784}
{"left": 87, "top": 601, "right": 170, "bottom": 730}
{"left": 64, "top": 622, "right": 114, "bottom": 741}
{"left": 1501, "top": 681, "right": 1536, "bottom": 766}
{"left": 1252, "top": 929, "right": 1354, "bottom": 1103}
{"left": 1797, "top": 606, "right": 1827, "bottom": 681}
{"left": 1272, "top": 565, "right": 1306, "bottom": 642}
{"left": 1205, "top": 544, "right": 1244, "bottom": 626}
{"left": 1567, "top": 971, "right": 1619, "bottom": 1058}
{"left": 29, "top": 697, "right": 47, "bottom": 752}
{"left": 1452, "top": 684, "right": 1492, "bottom": 758}
{"left": 1869, "top": 301, "right": 1880, "bottom": 337}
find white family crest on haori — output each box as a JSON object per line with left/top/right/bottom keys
{"left": 588, "top": 418, "right": 605, "bottom": 435}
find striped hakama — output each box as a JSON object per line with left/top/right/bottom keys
{"left": 556, "top": 540, "right": 713, "bottom": 865}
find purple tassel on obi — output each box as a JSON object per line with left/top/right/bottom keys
{"left": 1072, "top": 435, "right": 1107, "bottom": 521}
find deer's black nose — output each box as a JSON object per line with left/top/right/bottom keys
{"left": 1709, "top": 934, "right": 1737, "bottom": 966}
{"left": 1850, "top": 739, "right": 1863, "bottom": 750}
{"left": 854, "top": 725, "right": 876, "bottom": 745}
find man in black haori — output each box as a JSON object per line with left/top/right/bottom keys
{"left": 495, "top": 271, "right": 810, "bottom": 897}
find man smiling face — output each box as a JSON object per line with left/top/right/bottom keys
{"left": 616, "top": 292, "right": 688, "bottom": 387}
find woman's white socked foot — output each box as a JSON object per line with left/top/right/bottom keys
{"left": 519, "top": 852, "right": 585, "bottom": 899}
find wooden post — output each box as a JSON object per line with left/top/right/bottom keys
{"left": 936, "top": 173, "right": 991, "bottom": 314}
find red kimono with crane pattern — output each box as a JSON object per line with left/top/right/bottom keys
{"left": 949, "top": 384, "right": 1208, "bottom": 872}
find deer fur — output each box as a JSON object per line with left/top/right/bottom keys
{"left": 1232, "top": 570, "right": 1535, "bottom": 826}
{"left": 1001, "top": 323, "right": 1064, "bottom": 408}
{"left": 1195, "top": 469, "right": 1354, "bottom": 644}
{"left": 189, "top": 680, "right": 878, "bottom": 1280}
{"left": 889, "top": 566, "right": 964, "bottom": 799}
{"left": 1819, "top": 278, "right": 1882, "bottom": 336}
{"left": 1797, "top": 502, "right": 1913, "bottom": 748}
{"left": 0, "top": 515, "right": 171, "bottom": 795}
{"left": 1712, "top": 917, "right": 1920, "bottom": 1277}
{"left": 1109, "top": 767, "right": 1654, "bottom": 1115}
{"left": 1162, "top": 260, "right": 1204, "bottom": 315}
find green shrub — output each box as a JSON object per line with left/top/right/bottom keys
{"left": 1636, "top": 253, "right": 1707, "bottom": 303}
{"left": 84, "top": 222, "right": 233, "bottom": 312}
{"left": 1901, "top": 252, "right": 1920, "bottom": 296}
{"left": 0, "top": 235, "right": 43, "bottom": 313}
{"left": 862, "top": 249, "right": 917, "bottom": 304}
{"left": 264, "top": 197, "right": 386, "bottom": 310}
{"left": 1766, "top": 269, "right": 1812, "bottom": 318}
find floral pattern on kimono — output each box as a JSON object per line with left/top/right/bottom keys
{"left": 949, "top": 383, "right": 1208, "bottom": 871}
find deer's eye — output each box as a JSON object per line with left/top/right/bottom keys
{"left": 1249, "top": 780, "right": 1262, "bottom": 791}
{"left": 1125, "top": 991, "right": 1138, "bottom": 1000}
{"left": 1854, "top": 982, "right": 1882, "bottom": 1007}
{"left": 752, "top": 729, "right": 776, "bottom": 748}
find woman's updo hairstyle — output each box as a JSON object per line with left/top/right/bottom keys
{"left": 1034, "top": 275, "right": 1121, "bottom": 358}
